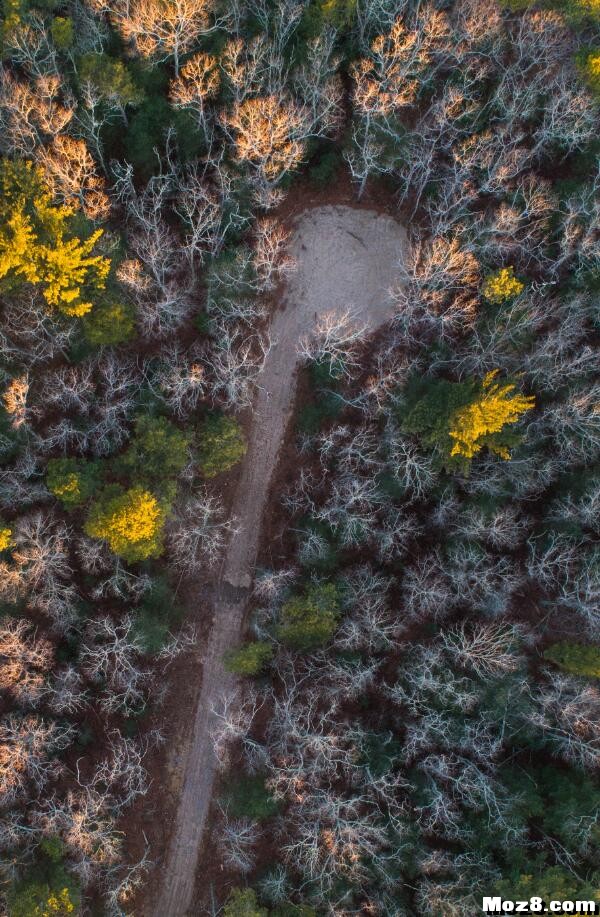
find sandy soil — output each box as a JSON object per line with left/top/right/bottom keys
{"left": 152, "top": 205, "right": 407, "bottom": 917}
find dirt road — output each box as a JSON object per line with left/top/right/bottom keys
{"left": 153, "top": 205, "right": 407, "bottom": 916}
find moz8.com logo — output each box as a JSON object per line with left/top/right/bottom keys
{"left": 483, "top": 896, "right": 599, "bottom": 914}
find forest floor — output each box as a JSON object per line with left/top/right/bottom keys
{"left": 145, "top": 203, "right": 408, "bottom": 917}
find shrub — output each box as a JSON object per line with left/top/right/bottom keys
{"left": 7, "top": 849, "right": 80, "bottom": 917}
{"left": 561, "top": 0, "right": 600, "bottom": 24}
{"left": 46, "top": 458, "right": 99, "bottom": 509}
{"left": 402, "top": 371, "right": 535, "bottom": 471}
{"left": 132, "top": 577, "right": 183, "bottom": 654}
{"left": 503, "top": 763, "right": 600, "bottom": 851}
{"left": 122, "top": 93, "right": 202, "bottom": 177}
{"left": 84, "top": 485, "right": 166, "bottom": 562}
{"left": 198, "top": 414, "right": 246, "bottom": 478}
{"left": 50, "top": 16, "right": 73, "bottom": 49}
{"left": 498, "top": 0, "right": 534, "bottom": 8}
{"left": 308, "top": 146, "right": 341, "bottom": 186}
{"left": 544, "top": 642, "right": 600, "bottom": 678}
{"left": 76, "top": 53, "right": 143, "bottom": 107}
{"left": 495, "top": 865, "right": 600, "bottom": 906}
{"left": 297, "top": 393, "right": 342, "bottom": 434}
{"left": 277, "top": 582, "right": 341, "bottom": 650}
{"left": 194, "top": 310, "right": 211, "bottom": 335}
{"left": 38, "top": 837, "right": 65, "bottom": 863}
{"left": 1, "top": 0, "right": 25, "bottom": 46}
{"left": 300, "top": 0, "right": 356, "bottom": 37}
{"left": 119, "top": 415, "right": 190, "bottom": 485}
{"left": 131, "top": 608, "right": 170, "bottom": 655}
{"left": 482, "top": 266, "right": 524, "bottom": 304}
{"left": 222, "top": 774, "right": 279, "bottom": 820}
{"left": 224, "top": 641, "right": 273, "bottom": 676}
{"left": 82, "top": 298, "right": 135, "bottom": 345}
{"left": 318, "top": 0, "right": 356, "bottom": 27}
{"left": 224, "top": 888, "right": 268, "bottom": 917}
{"left": 271, "top": 907, "right": 317, "bottom": 917}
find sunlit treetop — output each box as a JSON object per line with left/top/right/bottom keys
{"left": 402, "top": 371, "right": 535, "bottom": 471}
{"left": 169, "top": 52, "right": 220, "bottom": 109}
{"left": 482, "top": 266, "right": 524, "bottom": 304}
{"left": 577, "top": 48, "right": 600, "bottom": 97}
{"left": 36, "top": 887, "right": 75, "bottom": 916}
{"left": 448, "top": 370, "right": 535, "bottom": 460}
{"left": 0, "top": 525, "right": 13, "bottom": 551}
{"left": 84, "top": 485, "right": 166, "bottom": 563}
{"left": 0, "top": 159, "right": 110, "bottom": 317}
{"left": 224, "top": 95, "right": 306, "bottom": 184}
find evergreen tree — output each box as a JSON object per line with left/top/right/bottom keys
{"left": 224, "top": 641, "right": 273, "bottom": 676}
{"left": 198, "top": 414, "right": 246, "bottom": 478}
{"left": 545, "top": 642, "right": 600, "bottom": 678}
{"left": 119, "top": 415, "right": 190, "bottom": 487}
{"left": 277, "top": 582, "right": 341, "bottom": 650}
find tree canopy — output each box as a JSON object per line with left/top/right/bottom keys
{"left": 402, "top": 371, "right": 535, "bottom": 470}
{"left": 0, "top": 160, "right": 110, "bottom": 317}
{"left": 84, "top": 485, "right": 166, "bottom": 562}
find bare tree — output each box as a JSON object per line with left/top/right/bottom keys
{"left": 298, "top": 309, "right": 368, "bottom": 379}
{"left": 108, "top": 0, "right": 217, "bottom": 76}
{"left": 35, "top": 789, "right": 122, "bottom": 884}
{"left": 169, "top": 51, "right": 220, "bottom": 136}
{"left": 219, "top": 817, "right": 260, "bottom": 873}
{"left": 47, "top": 665, "right": 89, "bottom": 715}
{"left": 0, "top": 618, "right": 53, "bottom": 706}
{"left": 527, "top": 672, "right": 600, "bottom": 770}
{"left": 80, "top": 616, "right": 150, "bottom": 715}
{"left": 167, "top": 489, "right": 234, "bottom": 573}
{"left": 440, "top": 622, "right": 522, "bottom": 678}
{"left": 0, "top": 715, "right": 74, "bottom": 806}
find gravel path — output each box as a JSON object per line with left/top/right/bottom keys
{"left": 153, "top": 206, "right": 407, "bottom": 917}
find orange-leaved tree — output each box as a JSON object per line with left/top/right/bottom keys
{"left": 223, "top": 95, "right": 309, "bottom": 193}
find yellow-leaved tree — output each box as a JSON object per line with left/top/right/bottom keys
{"left": 449, "top": 371, "right": 535, "bottom": 460}
{"left": 37, "top": 887, "right": 76, "bottom": 916}
{"left": 84, "top": 485, "right": 166, "bottom": 562}
{"left": 481, "top": 266, "right": 524, "bottom": 304}
{"left": 0, "top": 159, "right": 110, "bottom": 317}
{"left": 0, "top": 524, "right": 13, "bottom": 551}
{"left": 403, "top": 370, "right": 535, "bottom": 471}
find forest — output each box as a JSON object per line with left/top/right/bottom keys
{"left": 0, "top": 0, "right": 599, "bottom": 913}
